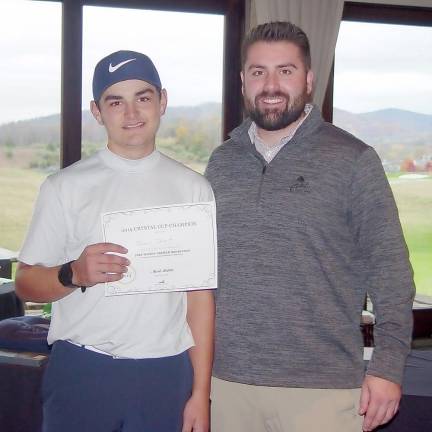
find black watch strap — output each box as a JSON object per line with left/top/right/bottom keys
{"left": 58, "top": 261, "right": 86, "bottom": 293}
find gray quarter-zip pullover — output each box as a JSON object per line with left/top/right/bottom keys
{"left": 205, "top": 106, "right": 415, "bottom": 388}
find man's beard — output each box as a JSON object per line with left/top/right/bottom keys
{"left": 244, "top": 90, "right": 308, "bottom": 131}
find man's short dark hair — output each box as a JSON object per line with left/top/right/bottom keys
{"left": 242, "top": 21, "right": 311, "bottom": 70}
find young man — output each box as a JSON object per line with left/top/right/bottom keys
{"left": 205, "top": 22, "right": 415, "bottom": 432}
{"left": 15, "top": 50, "right": 214, "bottom": 432}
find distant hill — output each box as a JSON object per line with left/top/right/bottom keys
{"left": 0, "top": 103, "right": 222, "bottom": 170}
{"left": 359, "top": 108, "right": 432, "bottom": 131}
{"left": 0, "top": 113, "right": 61, "bottom": 147}
{"left": 0, "top": 102, "right": 222, "bottom": 147}
{"left": 333, "top": 108, "right": 432, "bottom": 165}
{"left": 333, "top": 108, "right": 432, "bottom": 145}
{"left": 0, "top": 105, "right": 431, "bottom": 170}
{"left": 82, "top": 103, "right": 222, "bottom": 145}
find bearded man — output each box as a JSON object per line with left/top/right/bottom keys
{"left": 205, "top": 21, "right": 414, "bottom": 432}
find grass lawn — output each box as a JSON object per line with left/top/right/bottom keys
{"left": 0, "top": 167, "right": 45, "bottom": 252}
{"left": 389, "top": 175, "right": 432, "bottom": 297}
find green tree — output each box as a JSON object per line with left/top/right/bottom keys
{"left": 3, "top": 138, "right": 16, "bottom": 159}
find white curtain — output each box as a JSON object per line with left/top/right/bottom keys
{"left": 249, "top": 0, "right": 345, "bottom": 109}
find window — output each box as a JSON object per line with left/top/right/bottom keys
{"left": 0, "top": 0, "right": 61, "bottom": 269}
{"left": 332, "top": 5, "right": 432, "bottom": 299}
{"left": 82, "top": 6, "right": 224, "bottom": 172}
{"left": 0, "top": 0, "right": 243, "bottom": 257}
{"left": 60, "top": 0, "right": 244, "bottom": 167}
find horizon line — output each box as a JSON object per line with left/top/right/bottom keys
{"left": 1, "top": 105, "right": 432, "bottom": 127}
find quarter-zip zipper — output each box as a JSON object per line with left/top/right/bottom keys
{"left": 257, "top": 162, "right": 268, "bottom": 203}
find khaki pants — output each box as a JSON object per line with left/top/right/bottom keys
{"left": 211, "top": 377, "right": 363, "bottom": 432}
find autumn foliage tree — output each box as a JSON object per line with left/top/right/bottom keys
{"left": 400, "top": 158, "right": 416, "bottom": 172}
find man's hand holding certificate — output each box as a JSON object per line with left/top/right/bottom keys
{"left": 101, "top": 201, "right": 217, "bottom": 296}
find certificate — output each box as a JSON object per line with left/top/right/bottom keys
{"left": 101, "top": 201, "right": 217, "bottom": 295}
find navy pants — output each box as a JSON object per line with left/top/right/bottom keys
{"left": 42, "top": 341, "right": 193, "bottom": 432}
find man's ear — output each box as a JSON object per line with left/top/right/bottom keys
{"left": 90, "top": 100, "right": 104, "bottom": 125}
{"left": 240, "top": 71, "right": 245, "bottom": 96}
{"left": 306, "top": 70, "right": 314, "bottom": 96}
{"left": 160, "top": 89, "right": 168, "bottom": 116}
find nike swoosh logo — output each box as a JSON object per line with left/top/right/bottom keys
{"left": 108, "top": 58, "right": 136, "bottom": 73}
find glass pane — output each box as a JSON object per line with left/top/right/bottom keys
{"left": 334, "top": 21, "right": 432, "bottom": 298}
{"left": 0, "top": 0, "right": 61, "bottom": 271}
{"left": 82, "top": 6, "right": 224, "bottom": 173}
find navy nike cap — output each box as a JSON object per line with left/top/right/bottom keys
{"left": 92, "top": 50, "right": 162, "bottom": 102}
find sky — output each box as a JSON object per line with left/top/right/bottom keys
{"left": 334, "top": 21, "right": 432, "bottom": 115}
{"left": 0, "top": 0, "right": 431, "bottom": 125}
{"left": 0, "top": 1, "right": 224, "bottom": 125}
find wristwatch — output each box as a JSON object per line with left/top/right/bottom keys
{"left": 58, "top": 261, "right": 86, "bottom": 293}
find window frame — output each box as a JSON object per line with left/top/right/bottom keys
{"left": 40, "top": 0, "right": 244, "bottom": 167}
